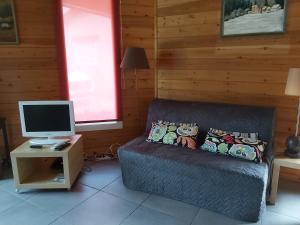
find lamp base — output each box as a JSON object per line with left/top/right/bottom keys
{"left": 284, "top": 149, "right": 300, "bottom": 159}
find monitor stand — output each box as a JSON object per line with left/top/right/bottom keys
{"left": 29, "top": 137, "right": 70, "bottom": 145}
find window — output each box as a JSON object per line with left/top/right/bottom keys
{"left": 58, "top": 0, "right": 120, "bottom": 124}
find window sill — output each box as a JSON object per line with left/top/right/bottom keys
{"left": 75, "top": 121, "right": 123, "bottom": 132}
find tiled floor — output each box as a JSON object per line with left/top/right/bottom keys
{"left": 0, "top": 160, "right": 300, "bottom": 225}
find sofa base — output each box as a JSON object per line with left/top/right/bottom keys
{"left": 118, "top": 137, "right": 268, "bottom": 222}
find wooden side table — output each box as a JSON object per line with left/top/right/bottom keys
{"left": 270, "top": 156, "right": 300, "bottom": 204}
{"left": 10, "top": 135, "right": 83, "bottom": 192}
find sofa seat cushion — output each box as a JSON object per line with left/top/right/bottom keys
{"left": 118, "top": 136, "right": 268, "bottom": 222}
{"left": 121, "top": 136, "right": 268, "bottom": 179}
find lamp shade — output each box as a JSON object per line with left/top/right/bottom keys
{"left": 120, "top": 47, "right": 149, "bottom": 69}
{"left": 285, "top": 68, "right": 300, "bottom": 96}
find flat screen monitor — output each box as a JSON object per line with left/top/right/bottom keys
{"left": 19, "top": 101, "right": 75, "bottom": 144}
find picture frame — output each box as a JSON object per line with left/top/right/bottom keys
{"left": 0, "top": 0, "right": 19, "bottom": 44}
{"left": 221, "top": 0, "right": 288, "bottom": 37}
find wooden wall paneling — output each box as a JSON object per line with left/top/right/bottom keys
{"left": 0, "top": 0, "right": 61, "bottom": 159}
{"left": 0, "top": 0, "right": 155, "bottom": 159}
{"left": 156, "top": 0, "right": 300, "bottom": 182}
{"left": 154, "top": 0, "right": 158, "bottom": 97}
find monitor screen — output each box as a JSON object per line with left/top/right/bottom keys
{"left": 23, "top": 104, "right": 71, "bottom": 132}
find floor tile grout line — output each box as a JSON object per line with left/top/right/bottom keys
{"left": 117, "top": 192, "right": 197, "bottom": 225}
{"left": 0, "top": 193, "right": 55, "bottom": 218}
{"left": 101, "top": 188, "right": 149, "bottom": 205}
{"left": 0, "top": 188, "right": 40, "bottom": 214}
{"left": 0, "top": 198, "right": 26, "bottom": 215}
{"left": 118, "top": 193, "right": 152, "bottom": 225}
{"left": 79, "top": 173, "right": 121, "bottom": 190}
{"left": 1, "top": 191, "right": 31, "bottom": 201}
{"left": 0, "top": 184, "right": 38, "bottom": 201}
{"left": 140, "top": 194, "right": 200, "bottom": 224}
{"left": 267, "top": 208, "right": 300, "bottom": 222}
{"left": 99, "top": 175, "right": 122, "bottom": 191}
{"left": 79, "top": 182, "right": 101, "bottom": 191}
{"left": 140, "top": 198, "right": 199, "bottom": 225}
{"left": 47, "top": 187, "right": 104, "bottom": 225}
{"left": 24, "top": 197, "right": 49, "bottom": 209}
{"left": 189, "top": 208, "right": 201, "bottom": 225}
{"left": 47, "top": 176, "right": 122, "bottom": 225}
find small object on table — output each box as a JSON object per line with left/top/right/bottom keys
{"left": 30, "top": 145, "right": 43, "bottom": 149}
{"left": 0, "top": 117, "right": 10, "bottom": 165}
{"left": 269, "top": 156, "right": 300, "bottom": 204}
{"left": 50, "top": 142, "right": 71, "bottom": 151}
{"left": 53, "top": 173, "right": 65, "bottom": 182}
{"left": 285, "top": 136, "right": 300, "bottom": 158}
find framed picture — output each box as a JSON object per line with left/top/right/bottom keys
{"left": 0, "top": 0, "right": 18, "bottom": 44}
{"left": 221, "top": 0, "right": 288, "bottom": 37}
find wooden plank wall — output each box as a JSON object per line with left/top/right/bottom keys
{"left": 0, "top": 0, "right": 61, "bottom": 155}
{"left": 0, "top": 0, "right": 155, "bottom": 158}
{"left": 156, "top": 0, "right": 300, "bottom": 181}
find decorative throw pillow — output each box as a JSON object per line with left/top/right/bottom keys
{"left": 201, "top": 128, "right": 266, "bottom": 163}
{"left": 147, "top": 121, "right": 199, "bottom": 150}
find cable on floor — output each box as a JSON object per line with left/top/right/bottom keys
{"left": 81, "top": 143, "right": 121, "bottom": 173}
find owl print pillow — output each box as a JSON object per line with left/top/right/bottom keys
{"left": 147, "top": 121, "right": 199, "bottom": 150}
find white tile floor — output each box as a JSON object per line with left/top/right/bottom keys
{"left": 0, "top": 160, "right": 299, "bottom": 225}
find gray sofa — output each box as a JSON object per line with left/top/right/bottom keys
{"left": 118, "top": 99, "right": 276, "bottom": 222}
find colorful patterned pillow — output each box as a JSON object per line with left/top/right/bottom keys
{"left": 147, "top": 121, "right": 199, "bottom": 150}
{"left": 201, "top": 128, "right": 267, "bottom": 163}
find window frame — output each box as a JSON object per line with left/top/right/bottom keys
{"left": 55, "top": 0, "right": 122, "bottom": 126}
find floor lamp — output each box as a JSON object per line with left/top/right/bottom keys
{"left": 120, "top": 47, "right": 150, "bottom": 89}
{"left": 285, "top": 68, "right": 300, "bottom": 158}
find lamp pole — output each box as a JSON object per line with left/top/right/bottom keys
{"left": 296, "top": 97, "right": 300, "bottom": 136}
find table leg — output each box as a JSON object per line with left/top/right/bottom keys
{"left": 270, "top": 164, "right": 280, "bottom": 204}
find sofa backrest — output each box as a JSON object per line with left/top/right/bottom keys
{"left": 146, "top": 99, "right": 276, "bottom": 145}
